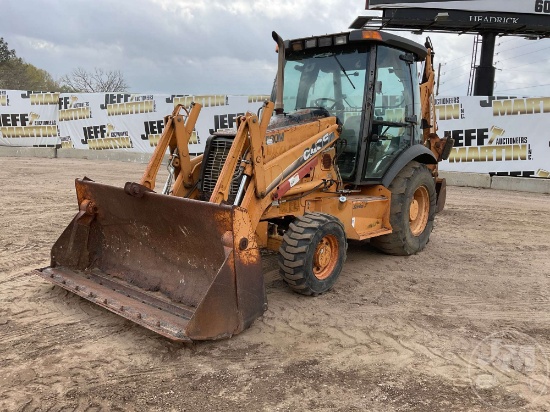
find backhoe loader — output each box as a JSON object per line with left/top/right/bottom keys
{"left": 35, "top": 28, "right": 453, "bottom": 341}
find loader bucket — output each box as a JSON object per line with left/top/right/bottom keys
{"left": 35, "top": 178, "right": 266, "bottom": 341}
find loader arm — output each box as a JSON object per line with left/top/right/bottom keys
{"left": 33, "top": 96, "right": 343, "bottom": 342}
{"left": 208, "top": 101, "right": 340, "bottom": 229}
{"left": 242, "top": 118, "right": 340, "bottom": 230}
{"left": 34, "top": 100, "right": 273, "bottom": 342}
{"left": 140, "top": 103, "right": 203, "bottom": 197}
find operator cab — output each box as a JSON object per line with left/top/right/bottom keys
{"left": 272, "top": 30, "right": 427, "bottom": 184}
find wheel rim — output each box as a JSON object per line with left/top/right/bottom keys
{"left": 313, "top": 234, "right": 339, "bottom": 280}
{"left": 409, "top": 185, "right": 429, "bottom": 236}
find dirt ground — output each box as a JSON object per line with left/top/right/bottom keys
{"left": 1, "top": 156, "right": 550, "bottom": 412}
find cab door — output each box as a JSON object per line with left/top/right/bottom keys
{"left": 364, "top": 46, "right": 417, "bottom": 179}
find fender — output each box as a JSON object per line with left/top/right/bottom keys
{"left": 381, "top": 144, "right": 437, "bottom": 188}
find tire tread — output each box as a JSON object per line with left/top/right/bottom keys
{"left": 278, "top": 213, "right": 347, "bottom": 295}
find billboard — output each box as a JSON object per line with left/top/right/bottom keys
{"left": 437, "top": 95, "right": 550, "bottom": 178}
{"left": 1, "top": 89, "right": 548, "bottom": 178}
{"left": 367, "top": 1, "right": 550, "bottom": 15}
{"left": 0, "top": 91, "right": 60, "bottom": 148}
{"left": 362, "top": 0, "right": 550, "bottom": 35}
{"left": 0, "top": 90, "right": 270, "bottom": 154}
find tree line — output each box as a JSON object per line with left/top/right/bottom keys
{"left": 0, "top": 37, "right": 128, "bottom": 92}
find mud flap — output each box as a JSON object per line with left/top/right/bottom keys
{"left": 35, "top": 178, "right": 266, "bottom": 341}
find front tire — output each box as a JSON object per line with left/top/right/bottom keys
{"left": 278, "top": 213, "right": 347, "bottom": 296}
{"left": 371, "top": 161, "right": 436, "bottom": 256}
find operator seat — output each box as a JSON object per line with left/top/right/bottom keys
{"left": 340, "top": 115, "right": 361, "bottom": 153}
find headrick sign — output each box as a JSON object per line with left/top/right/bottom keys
{"left": 364, "top": 0, "right": 550, "bottom": 35}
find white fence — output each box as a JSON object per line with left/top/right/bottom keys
{"left": 436, "top": 95, "right": 549, "bottom": 178}
{"left": 0, "top": 90, "right": 548, "bottom": 177}
{"left": 0, "top": 90, "right": 268, "bottom": 155}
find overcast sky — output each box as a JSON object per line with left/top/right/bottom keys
{"left": 1, "top": 0, "right": 549, "bottom": 97}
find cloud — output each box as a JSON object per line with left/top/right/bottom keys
{"left": 1, "top": 0, "right": 366, "bottom": 93}
{"left": 1, "top": 0, "right": 549, "bottom": 96}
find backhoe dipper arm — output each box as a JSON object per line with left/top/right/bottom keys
{"left": 419, "top": 39, "right": 454, "bottom": 163}
{"left": 420, "top": 40, "right": 436, "bottom": 142}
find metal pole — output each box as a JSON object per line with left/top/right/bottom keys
{"left": 473, "top": 32, "right": 496, "bottom": 96}
{"left": 436, "top": 63, "right": 441, "bottom": 96}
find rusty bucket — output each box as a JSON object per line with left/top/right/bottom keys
{"left": 35, "top": 178, "right": 266, "bottom": 341}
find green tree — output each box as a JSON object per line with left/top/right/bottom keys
{"left": 23, "top": 64, "right": 61, "bottom": 91}
{"left": 0, "top": 37, "right": 17, "bottom": 62}
{"left": 0, "top": 37, "right": 63, "bottom": 91}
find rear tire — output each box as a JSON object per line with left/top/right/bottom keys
{"left": 278, "top": 213, "right": 347, "bottom": 296}
{"left": 371, "top": 161, "right": 436, "bottom": 256}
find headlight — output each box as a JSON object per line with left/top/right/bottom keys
{"left": 334, "top": 35, "right": 348, "bottom": 45}
{"left": 318, "top": 36, "right": 332, "bottom": 47}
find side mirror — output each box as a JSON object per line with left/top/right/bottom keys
{"left": 399, "top": 53, "right": 415, "bottom": 64}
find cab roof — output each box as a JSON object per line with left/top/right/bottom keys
{"left": 285, "top": 30, "right": 428, "bottom": 61}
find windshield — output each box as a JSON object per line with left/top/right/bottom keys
{"left": 282, "top": 47, "right": 369, "bottom": 123}
{"left": 278, "top": 47, "right": 369, "bottom": 180}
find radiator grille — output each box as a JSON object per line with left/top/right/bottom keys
{"left": 201, "top": 137, "right": 241, "bottom": 203}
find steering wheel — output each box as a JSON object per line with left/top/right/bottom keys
{"left": 314, "top": 98, "right": 338, "bottom": 110}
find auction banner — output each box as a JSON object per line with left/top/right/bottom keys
{"left": 0, "top": 90, "right": 60, "bottom": 147}
{"left": 0, "top": 90, "right": 270, "bottom": 153}
{"left": 2, "top": 89, "right": 548, "bottom": 178}
{"left": 55, "top": 93, "right": 269, "bottom": 154}
{"left": 437, "top": 95, "right": 550, "bottom": 177}
{"left": 367, "top": 0, "right": 549, "bottom": 15}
